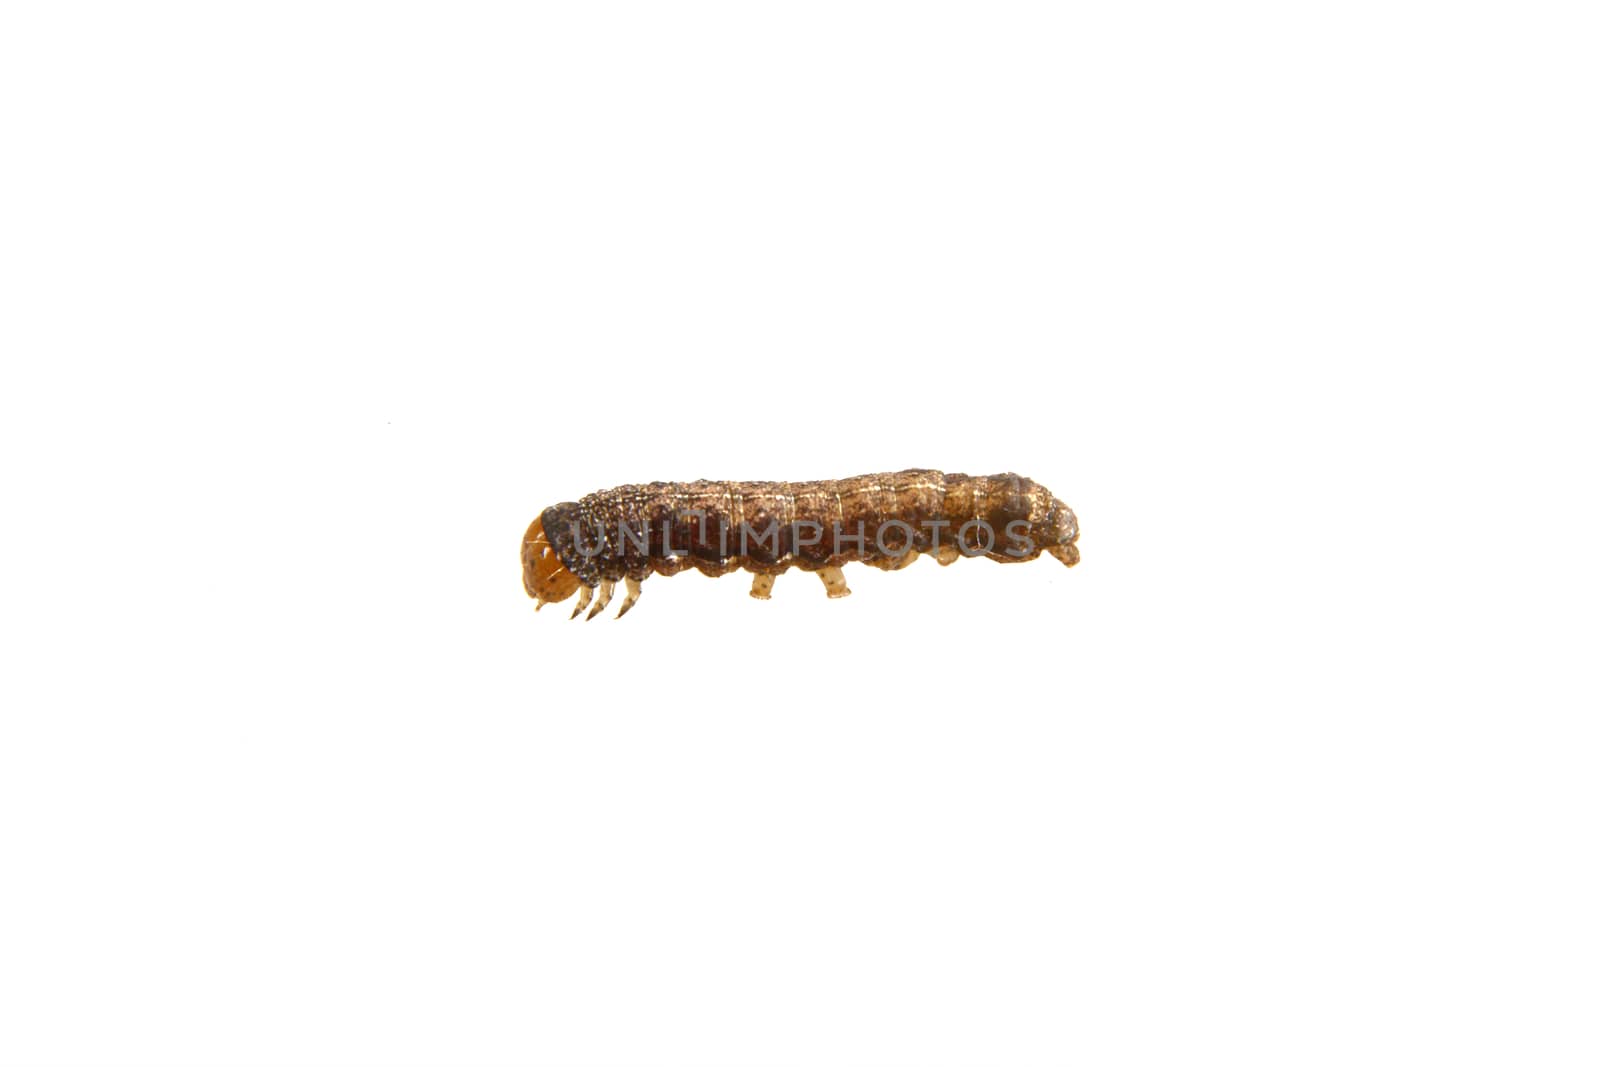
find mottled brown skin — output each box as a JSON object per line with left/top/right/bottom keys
{"left": 523, "top": 469, "right": 1078, "bottom": 615}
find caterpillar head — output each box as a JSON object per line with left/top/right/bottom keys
{"left": 522, "top": 514, "right": 581, "bottom": 608}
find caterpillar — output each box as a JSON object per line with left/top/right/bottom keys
{"left": 521, "top": 468, "right": 1079, "bottom": 620}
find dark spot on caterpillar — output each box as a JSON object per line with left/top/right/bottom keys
{"left": 521, "top": 468, "right": 1079, "bottom": 620}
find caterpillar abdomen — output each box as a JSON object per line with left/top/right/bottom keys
{"left": 522, "top": 469, "right": 1079, "bottom": 620}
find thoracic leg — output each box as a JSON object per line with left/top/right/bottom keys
{"left": 817, "top": 565, "right": 851, "bottom": 598}
{"left": 750, "top": 573, "right": 775, "bottom": 600}
{"left": 615, "top": 576, "right": 643, "bottom": 619}
{"left": 585, "top": 579, "right": 615, "bottom": 620}
{"left": 569, "top": 584, "right": 594, "bottom": 619}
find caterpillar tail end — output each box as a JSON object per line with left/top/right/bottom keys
{"left": 523, "top": 515, "right": 582, "bottom": 610}
{"left": 1046, "top": 498, "right": 1080, "bottom": 567}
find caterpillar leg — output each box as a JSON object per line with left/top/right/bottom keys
{"left": 615, "top": 576, "right": 644, "bottom": 619}
{"left": 932, "top": 544, "right": 961, "bottom": 566}
{"left": 569, "top": 584, "right": 594, "bottom": 619}
{"left": 585, "top": 579, "right": 615, "bottom": 620}
{"left": 750, "top": 573, "right": 776, "bottom": 600}
{"left": 1048, "top": 543, "right": 1080, "bottom": 567}
{"left": 817, "top": 565, "right": 851, "bottom": 599}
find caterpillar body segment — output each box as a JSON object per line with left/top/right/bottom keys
{"left": 521, "top": 469, "right": 1079, "bottom": 619}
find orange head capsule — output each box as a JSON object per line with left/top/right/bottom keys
{"left": 522, "top": 514, "right": 581, "bottom": 609}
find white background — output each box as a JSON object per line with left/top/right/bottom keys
{"left": 2, "top": 3, "right": 1596, "bottom": 1065}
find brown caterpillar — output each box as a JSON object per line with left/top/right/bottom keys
{"left": 522, "top": 469, "right": 1079, "bottom": 619}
